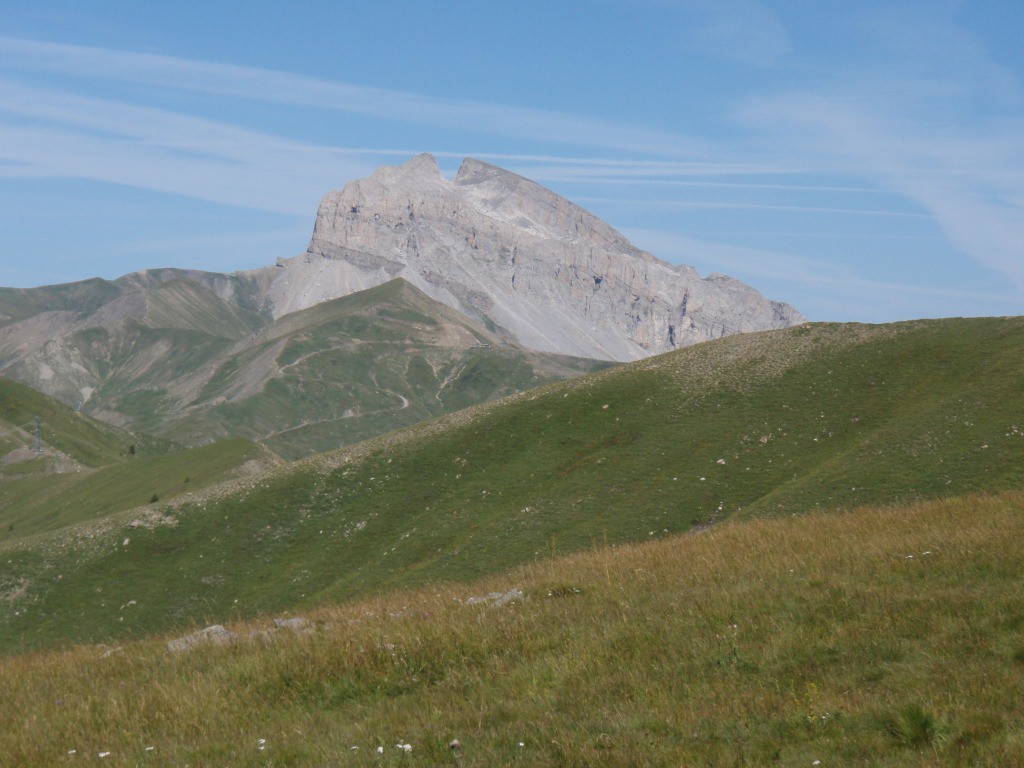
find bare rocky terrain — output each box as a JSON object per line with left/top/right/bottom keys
{"left": 271, "top": 154, "right": 804, "bottom": 360}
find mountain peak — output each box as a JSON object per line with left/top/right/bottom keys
{"left": 361, "top": 152, "right": 443, "bottom": 189}
{"left": 291, "top": 156, "right": 804, "bottom": 360}
{"left": 454, "top": 157, "right": 522, "bottom": 185}
{"left": 400, "top": 152, "right": 442, "bottom": 176}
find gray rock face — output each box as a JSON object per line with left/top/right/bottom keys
{"left": 265, "top": 154, "right": 804, "bottom": 361}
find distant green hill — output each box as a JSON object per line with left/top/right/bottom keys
{"left": 162, "top": 278, "right": 611, "bottom": 459}
{"left": 0, "top": 377, "right": 280, "bottom": 543}
{"left": 0, "top": 438, "right": 278, "bottom": 542}
{"left": 0, "top": 377, "right": 131, "bottom": 469}
{"left": 2, "top": 317, "right": 1023, "bottom": 650}
{"left": 0, "top": 277, "right": 607, "bottom": 459}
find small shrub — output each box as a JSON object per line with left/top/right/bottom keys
{"left": 149, "top": 494, "right": 159, "bottom": 504}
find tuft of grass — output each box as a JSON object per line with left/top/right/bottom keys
{"left": 882, "top": 704, "right": 943, "bottom": 749}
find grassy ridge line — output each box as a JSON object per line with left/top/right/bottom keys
{"left": 2, "top": 317, "right": 1024, "bottom": 651}
{"left": 2, "top": 491, "right": 1022, "bottom": 766}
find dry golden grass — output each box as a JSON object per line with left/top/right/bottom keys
{"left": 2, "top": 490, "right": 1023, "bottom": 766}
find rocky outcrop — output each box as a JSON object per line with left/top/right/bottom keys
{"left": 265, "top": 154, "right": 803, "bottom": 361}
{"left": 166, "top": 624, "right": 237, "bottom": 654}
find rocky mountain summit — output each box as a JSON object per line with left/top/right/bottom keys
{"left": 265, "top": 154, "right": 803, "bottom": 361}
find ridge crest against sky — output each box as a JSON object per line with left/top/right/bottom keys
{"left": 1, "top": 1, "right": 1022, "bottom": 322}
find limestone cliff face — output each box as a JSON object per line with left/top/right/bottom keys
{"left": 267, "top": 154, "right": 804, "bottom": 361}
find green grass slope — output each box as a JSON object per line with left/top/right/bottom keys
{"left": 2, "top": 317, "right": 1023, "bottom": 650}
{"left": 2, "top": 491, "right": 1022, "bottom": 766}
{"left": 141, "top": 278, "right": 263, "bottom": 339}
{"left": 0, "top": 377, "right": 280, "bottom": 543}
{"left": 0, "top": 277, "right": 607, "bottom": 460}
{"left": 0, "top": 277, "right": 123, "bottom": 323}
{"left": 0, "top": 377, "right": 130, "bottom": 469}
{"left": 0, "top": 438, "right": 278, "bottom": 542}
{"left": 170, "top": 279, "right": 609, "bottom": 458}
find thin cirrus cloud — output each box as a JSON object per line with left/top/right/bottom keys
{"left": 0, "top": 78, "right": 381, "bottom": 214}
{"left": 0, "top": 34, "right": 850, "bottom": 221}
{"left": 0, "top": 35, "right": 711, "bottom": 159}
{"left": 727, "top": 4, "right": 1024, "bottom": 300}
{"left": 738, "top": 89, "right": 1024, "bottom": 296}
{"left": 677, "top": 0, "right": 792, "bottom": 66}
{"left": 576, "top": 195, "right": 931, "bottom": 220}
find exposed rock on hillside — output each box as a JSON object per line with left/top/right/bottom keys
{"left": 266, "top": 154, "right": 803, "bottom": 360}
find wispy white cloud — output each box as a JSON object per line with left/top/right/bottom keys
{"left": 0, "top": 36, "right": 710, "bottom": 158}
{"left": 0, "top": 78, "right": 379, "bottom": 214}
{"left": 739, "top": 91, "right": 1024, "bottom": 297}
{"left": 577, "top": 195, "right": 932, "bottom": 219}
{"left": 733, "top": 6, "right": 1024, "bottom": 300}
{"left": 639, "top": 0, "right": 790, "bottom": 66}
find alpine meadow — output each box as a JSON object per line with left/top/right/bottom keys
{"left": 2, "top": 316, "right": 1023, "bottom": 765}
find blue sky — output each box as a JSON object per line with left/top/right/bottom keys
{"left": 1, "top": 1, "right": 1022, "bottom": 322}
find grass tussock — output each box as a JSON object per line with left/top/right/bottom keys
{"left": 2, "top": 491, "right": 1023, "bottom": 766}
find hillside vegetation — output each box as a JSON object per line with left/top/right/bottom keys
{"left": 2, "top": 317, "right": 1022, "bottom": 651}
{"left": 0, "top": 377, "right": 131, "bottom": 469}
{"left": 169, "top": 278, "right": 610, "bottom": 459}
{"left": 2, "top": 491, "right": 1022, "bottom": 766}
{"left": 0, "top": 377, "right": 281, "bottom": 542}
{"left": 0, "top": 438, "right": 279, "bottom": 542}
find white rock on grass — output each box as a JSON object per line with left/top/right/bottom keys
{"left": 166, "top": 624, "right": 237, "bottom": 654}
{"left": 466, "top": 588, "right": 525, "bottom": 608}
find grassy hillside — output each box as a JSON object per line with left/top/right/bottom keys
{"left": 0, "top": 277, "right": 122, "bottom": 322}
{"left": 2, "top": 491, "right": 1022, "bottom": 766}
{"left": 0, "top": 377, "right": 280, "bottom": 542}
{"left": 165, "top": 279, "right": 609, "bottom": 458}
{"left": 0, "top": 438, "right": 278, "bottom": 542}
{"left": 0, "top": 377, "right": 131, "bottom": 468}
{"left": 0, "top": 276, "right": 606, "bottom": 459}
{"left": 1, "top": 317, "right": 1022, "bottom": 651}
